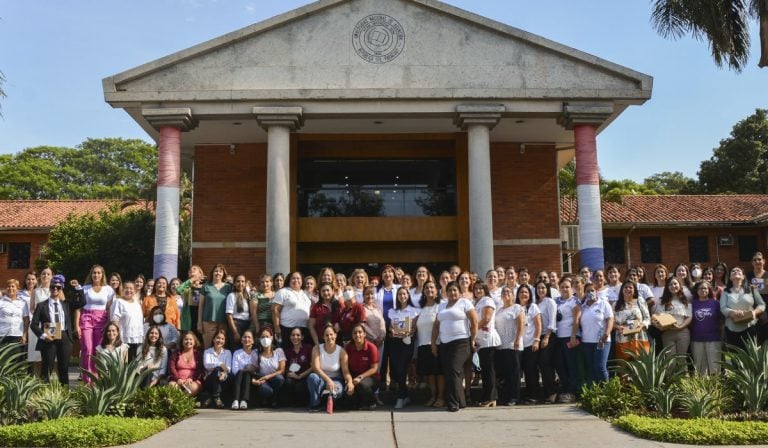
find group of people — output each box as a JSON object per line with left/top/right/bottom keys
{"left": 0, "top": 252, "right": 766, "bottom": 413}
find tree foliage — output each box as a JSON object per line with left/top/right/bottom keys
{"left": 698, "top": 109, "right": 768, "bottom": 193}
{"left": 643, "top": 171, "right": 699, "bottom": 194}
{"left": 0, "top": 138, "right": 157, "bottom": 200}
{"left": 651, "top": 0, "right": 768, "bottom": 71}
{"left": 43, "top": 205, "right": 155, "bottom": 283}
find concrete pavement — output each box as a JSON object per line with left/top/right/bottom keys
{"left": 125, "top": 403, "right": 765, "bottom": 448}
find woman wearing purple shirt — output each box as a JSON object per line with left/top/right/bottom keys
{"left": 690, "top": 281, "right": 722, "bottom": 375}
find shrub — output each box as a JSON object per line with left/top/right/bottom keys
{"left": 722, "top": 337, "right": 768, "bottom": 414}
{"left": 646, "top": 387, "right": 679, "bottom": 417}
{"left": 129, "top": 385, "right": 196, "bottom": 424}
{"left": 0, "top": 341, "right": 28, "bottom": 377}
{"left": 615, "top": 414, "right": 768, "bottom": 445}
{"left": 579, "top": 377, "right": 642, "bottom": 419}
{"left": 0, "top": 375, "right": 42, "bottom": 425}
{"left": 614, "top": 345, "right": 686, "bottom": 409}
{"left": 678, "top": 374, "right": 732, "bottom": 418}
{"left": 0, "top": 416, "right": 166, "bottom": 448}
{"left": 28, "top": 381, "right": 79, "bottom": 421}
{"left": 73, "top": 385, "right": 116, "bottom": 417}
{"left": 80, "top": 353, "right": 155, "bottom": 416}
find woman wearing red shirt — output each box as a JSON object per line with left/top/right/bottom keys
{"left": 308, "top": 282, "right": 343, "bottom": 346}
{"left": 284, "top": 327, "right": 313, "bottom": 405}
{"left": 339, "top": 287, "right": 366, "bottom": 343}
{"left": 344, "top": 323, "right": 380, "bottom": 410}
{"left": 168, "top": 332, "right": 205, "bottom": 398}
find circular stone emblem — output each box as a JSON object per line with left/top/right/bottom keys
{"left": 352, "top": 14, "right": 405, "bottom": 64}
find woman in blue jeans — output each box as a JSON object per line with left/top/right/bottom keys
{"left": 579, "top": 284, "right": 614, "bottom": 384}
{"left": 253, "top": 326, "right": 286, "bottom": 407}
{"left": 307, "top": 324, "right": 353, "bottom": 413}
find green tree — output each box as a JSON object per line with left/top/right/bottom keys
{"left": 43, "top": 204, "right": 155, "bottom": 282}
{"left": 601, "top": 178, "right": 658, "bottom": 202}
{"left": 643, "top": 171, "right": 700, "bottom": 194}
{"left": 0, "top": 138, "right": 157, "bottom": 199}
{"left": 651, "top": 0, "right": 768, "bottom": 71}
{"left": 698, "top": 108, "right": 768, "bottom": 193}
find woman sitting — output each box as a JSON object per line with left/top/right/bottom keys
{"left": 344, "top": 323, "right": 380, "bottom": 410}
{"left": 307, "top": 324, "right": 353, "bottom": 413}
{"left": 137, "top": 325, "right": 168, "bottom": 387}
{"left": 253, "top": 326, "right": 286, "bottom": 407}
{"left": 284, "top": 326, "right": 313, "bottom": 405}
{"left": 202, "top": 329, "right": 232, "bottom": 408}
{"left": 230, "top": 330, "right": 259, "bottom": 410}
{"left": 95, "top": 322, "right": 128, "bottom": 364}
{"left": 168, "top": 332, "right": 205, "bottom": 398}
{"left": 145, "top": 306, "right": 180, "bottom": 351}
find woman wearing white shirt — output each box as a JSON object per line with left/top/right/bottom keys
{"left": 409, "top": 266, "right": 431, "bottom": 308}
{"left": 272, "top": 272, "right": 312, "bottom": 349}
{"left": 202, "top": 329, "right": 232, "bottom": 408}
{"left": 579, "top": 285, "right": 614, "bottom": 385}
{"left": 473, "top": 282, "right": 501, "bottom": 407}
{"left": 653, "top": 277, "right": 693, "bottom": 361}
{"left": 110, "top": 281, "right": 144, "bottom": 362}
{"left": 0, "top": 279, "right": 29, "bottom": 352}
{"left": 27, "top": 268, "right": 52, "bottom": 370}
{"left": 138, "top": 325, "right": 168, "bottom": 388}
{"left": 71, "top": 264, "right": 116, "bottom": 383}
{"left": 553, "top": 277, "right": 582, "bottom": 402}
{"left": 495, "top": 286, "right": 524, "bottom": 406}
{"left": 307, "top": 325, "right": 352, "bottom": 413}
{"left": 253, "top": 326, "right": 286, "bottom": 407}
{"left": 534, "top": 280, "right": 558, "bottom": 404}
{"left": 225, "top": 274, "right": 251, "bottom": 349}
{"left": 518, "top": 285, "right": 542, "bottom": 403}
{"left": 416, "top": 281, "right": 444, "bottom": 408}
{"left": 431, "top": 282, "right": 478, "bottom": 412}
{"left": 388, "top": 287, "right": 419, "bottom": 409}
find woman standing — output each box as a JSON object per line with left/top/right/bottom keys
{"left": 613, "top": 280, "right": 651, "bottom": 360}
{"left": 474, "top": 282, "right": 501, "bottom": 407}
{"left": 720, "top": 266, "right": 765, "bottom": 350}
{"left": 0, "top": 279, "right": 29, "bottom": 352}
{"left": 202, "top": 329, "right": 232, "bottom": 408}
{"left": 273, "top": 272, "right": 312, "bottom": 348}
{"left": 178, "top": 265, "right": 205, "bottom": 335}
{"left": 142, "top": 277, "right": 180, "bottom": 329}
{"left": 272, "top": 273, "right": 285, "bottom": 291}
{"left": 250, "top": 274, "right": 275, "bottom": 331}
{"left": 349, "top": 269, "right": 369, "bottom": 303}
{"left": 304, "top": 275, "right": 319, "bottom": 304}
{"left": 308, "top": 325, "right": 352, "bottom": 413}
{"left": 518, "top": 284, "right": 542, "bottom": 403}
{"left": 195, "top": 265, "right": 233, "bottom": 349}
{"left": 579, "top": 285, "right": 614, "bottom": 385}
{"left": 485, "top": 270, "right": 503, "bottom": 307}
{"left": 410, "top": 266, "right": 431, "bottom": 308}
{"left": 72, "top": 264, "right": 116, "bottom": 383}
{"left": 339, "top": 287, "right": 366, "bottom": 344}
{"left": 168, "top": 332, "right": 205, "bottom": 398}
{"left": 309, "top": 282, "right": 342, "bottom": 346}
{"left": 534, "top": 280, "right": 558, "bottom": 403}
{"left": 673, "top": 263, "right": 694, "bottom": 299}
{"left": 553, "top": 277, "right": 581, "bottom": 402}
{"left": 375, "top": 265, "right": 400, "bottom": 388}
{"left": 344, "top": 323, "right": 380, "bottom": 410}
{"left": 225, "top": 274, "right": 251, "bottom": 349}
{"left": 17, "top": 272, "right": 37, "bottom": 369}
{"left": 108, "top": 273, "right": 122, "bottom": 298}
{"left": 654, "top": 277, "right": 693, "bottom": 359}
{"left": 690, "top": 281, "right": 722, "bottom": 374}
{"left": 284, "top": 327, "right": 313, "bottom": 406}
{"left": 28, "top": 268, "right": 52, "bottom": 373}
{"left": 416, "top": 281, "right": 444, "bottom": 407}
{"left": 431, "top": 282, "right": 478, "bottom": 412}
{"left": 110, "top": 281, "right": 144, "bottom": 362}
{"left": 388, "top": 287, "right": 419, "bottom": 409}
{"left": 145, "top": 306, "right": 180, "bottom": 351}
{"left": 495, "top": 286, "right": 524, "bottom": 405}
{"left": 253, "top": 326, "right": 286, "bottom": 407}
{"left": 230, "top": 330, "right": 259, "bottom": 410}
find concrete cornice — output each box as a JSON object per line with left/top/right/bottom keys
{"left": 557, "top": 102, "right": 614, "bottom": 130}
{"left": 253, "top": 106, "right": 304, "bottom": 130}
{"left": 454, "top": 105, "right": 506, "bottom": 130}
{"left": 142, "top": 108, "right": 198, "bottom": 131}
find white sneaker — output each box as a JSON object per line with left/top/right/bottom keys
{"left": 231, "top": 400, "right": 240, "bottom": 410}
{"left": 403, "top": 397, "right": 411, "bottom": 406}
{"left": 395, "top": 398, "right": 405, "bottom": 409}
{"left": 239, "top": 401, "right": 248, "bottom": 410}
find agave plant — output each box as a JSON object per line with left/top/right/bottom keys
{"left": 80, "top": 351, "right": 156, "bottom": 416}
{"left": 722, "top": 337, "right": 768, "bottom": 413}
{"left": 29, "top": 380, "right": 80, "bottom": 420}
{"left": 614, "top": 344, "right": 687, "bottom": 409}
{"left": 0, "top": 375, "right": 43, "bottom": 425}
{"left": 677, "top": 374, "right": 732, "bottom": 418}
{"left": 0, "top": 341, "right": 29, "bottom": 378}
{"left": 647, "top": 386, "right": 680, "bottom": 417}
{"left": 74, "top": 384, "right": 117, "bottom": 416}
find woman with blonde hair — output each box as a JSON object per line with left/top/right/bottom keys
{"left": 72, "top": 264, "right": 116, "bottom": 383}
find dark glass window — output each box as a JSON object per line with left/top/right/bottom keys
{"left": 640, "top": 236, "right": 662, "bottom": 264}
{"left": 603, "top": 237, "right": 625, "bottom": 264}
{"left": 688, "top": 236, "right": 709, "bottom": 262}
{"left": 7, "top": 243, "right": 31, "bottom": 269}
{"left": 297, "top": 159, "right": 456, "bottom": 217}
{"left": 738, "top": 235, "right": 758, "bottom": 262}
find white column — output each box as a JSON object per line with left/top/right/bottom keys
{"left": 254, "top": 107, "right": 303, "bottom": 276}
{"left": 456, "top": 105, "right": 505, "bottom": 275}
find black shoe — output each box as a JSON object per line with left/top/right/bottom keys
{"left": 506, "top": 400, "right": 518, "bottom": 406}
{"left": 448, "top": 405, "right": 459, "bottom": 412}
{"left": 308, "top": 406, "right": 320, "bottom": 413}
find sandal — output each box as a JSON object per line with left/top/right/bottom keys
{"left": 424, "top": 397, "right": 436, "bottom": 407}
{"left": 432, "top": 398, "right": 445, "bottom": 408}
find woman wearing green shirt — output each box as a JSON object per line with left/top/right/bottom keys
{"left": 178, "top": 264, "right": 232, "bottom": 348}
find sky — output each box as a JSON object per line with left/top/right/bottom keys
{"left": 0, "top": 0, "right": 765, "bottom": 182}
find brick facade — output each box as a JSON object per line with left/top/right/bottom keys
{"left": 0, "top": 233, "right": 48, "bottom": 281}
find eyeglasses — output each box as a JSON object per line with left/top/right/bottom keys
{"left": 50, "top": 285, "right": 63, "bottom": 291}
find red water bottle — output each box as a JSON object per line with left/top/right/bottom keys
{"left": 326, "top": 394, "right": 334, "bottom": 414}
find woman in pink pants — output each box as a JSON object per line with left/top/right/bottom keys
{"left": 72, "top": 264, "right": 116, "bottom": 382}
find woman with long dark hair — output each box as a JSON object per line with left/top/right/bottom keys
{"left": 721, "top": 266, "right": 765, "bottom": 350}
{"left": 613, "top": 280, "right": 650, "bottom": 360}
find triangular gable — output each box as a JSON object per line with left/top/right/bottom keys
{"left": 104, "top": 0, "right": 651, "bottom": 103}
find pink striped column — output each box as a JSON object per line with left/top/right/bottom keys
{"left": 559, "top": 103, "right": 613, "bottom": 271}
{"left": 143, "top": 108, "right": 197, "bottom": 280}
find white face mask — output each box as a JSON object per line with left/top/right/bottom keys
{"left": 691, "top": 268, "right": 702, "bottom": 278}
{"left": 152, "top": 315, "right": 164, "bottom": 324}
{"left": 260, "top": 337, "right": 272, "bottom": 348}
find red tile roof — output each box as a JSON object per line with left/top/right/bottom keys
{"left": 0, "top": 200, "right": 148, "bottom": 231}
{"left": 561, "top": 195, "right": 768, "bottom": 226}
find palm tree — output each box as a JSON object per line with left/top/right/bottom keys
{"left": 651, "top": 0, "right": 768, "bottom": 71}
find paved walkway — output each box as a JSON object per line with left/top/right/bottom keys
{"left": 125, "top": 404, "right": 761, "bottom": 448}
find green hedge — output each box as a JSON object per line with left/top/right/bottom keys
{"left": 615, "top": 415, "right": 768, "bottom": 445}
{"left": 0, "top": 416, "right": 167, "bottom": 448}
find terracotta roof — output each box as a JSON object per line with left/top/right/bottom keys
{"left": 561, "top": 195, "right": 768, "bottom": 226}
{"left": 0, "top": 200, "right": 147, "bottom": 231}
